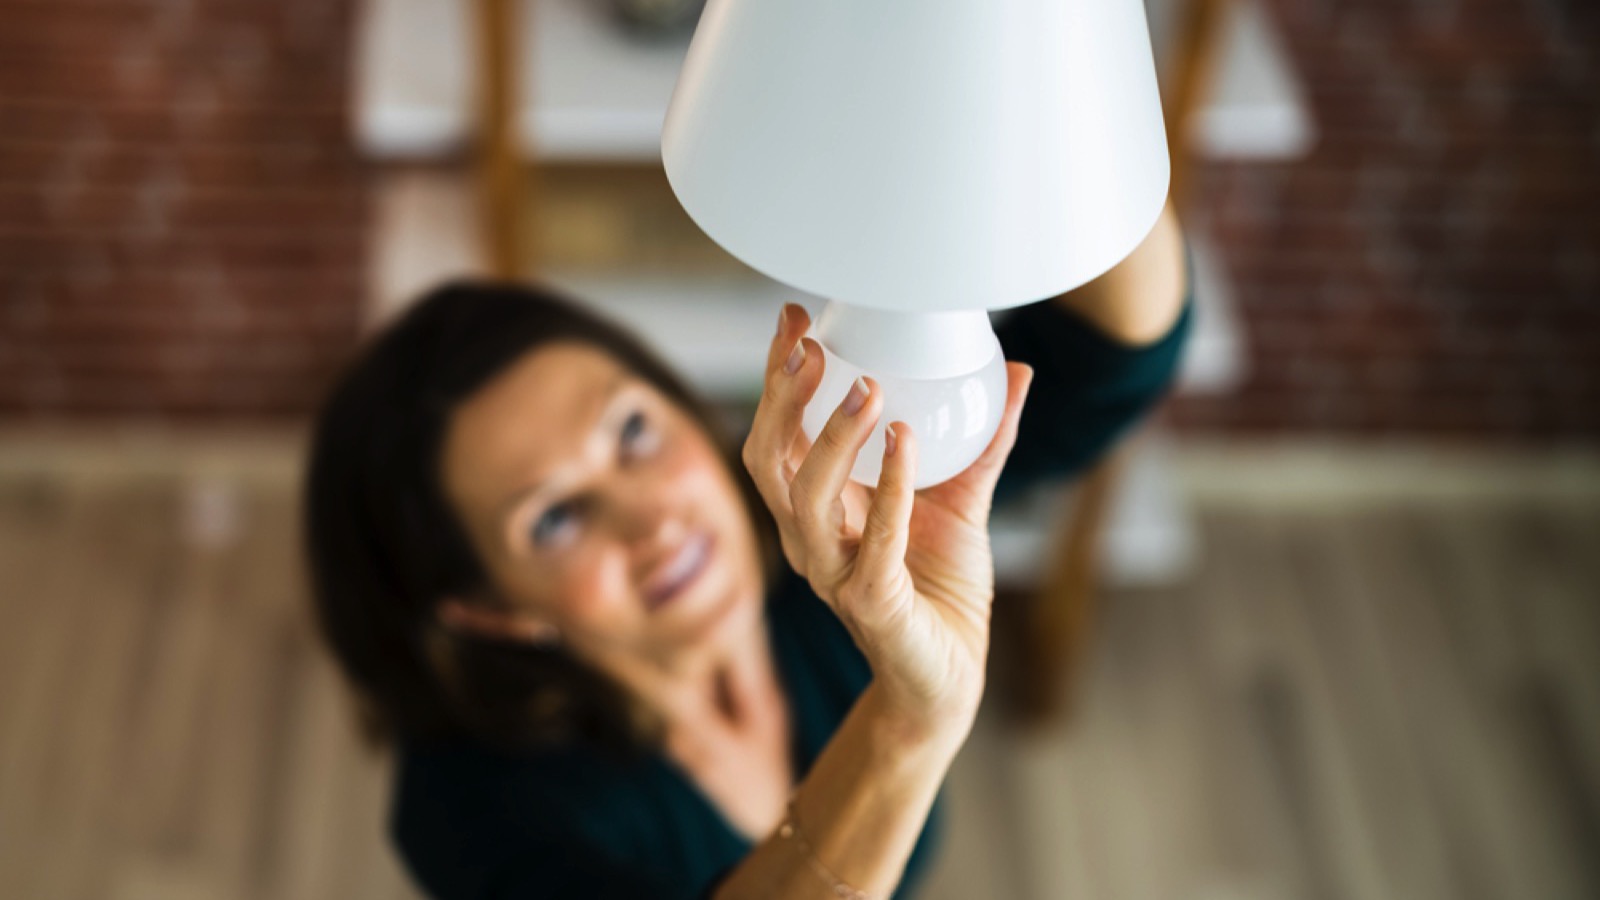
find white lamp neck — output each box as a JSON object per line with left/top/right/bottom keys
{"left": 812, "top": 301, "right": 1001, "bottom": 381}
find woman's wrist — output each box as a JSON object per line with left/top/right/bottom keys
{"left": 712, "top": 678, "right": 969, "bottom": 898}
{"left": 860, "top": 680, "right": 975, "bottom": 763}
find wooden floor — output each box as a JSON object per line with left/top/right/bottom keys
{"left": 0, "top": 449, "right": 1596, "bottom": 900}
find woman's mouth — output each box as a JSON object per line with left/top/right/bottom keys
{"left": 643, "top": 530, "right": 715, "bottom": 611}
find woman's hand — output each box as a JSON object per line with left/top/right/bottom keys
{"left": 744, "top": 304, "right": 1033, "bottom": 737}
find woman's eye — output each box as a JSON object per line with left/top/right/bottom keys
{"left": 530, "top": 501, "right": 581, "bottom": 548}
{"left": 620, "top": 410, "right": 655, "bottom": 456}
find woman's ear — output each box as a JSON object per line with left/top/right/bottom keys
{"left": 438, "top": 597, "right": 561, "bottom": 647}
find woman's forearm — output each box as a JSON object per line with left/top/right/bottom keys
{"left": 712, "top": 682, "right": 968, "bottom": 899}
{"left": 732, "top": 300, "right": 1032, "bottom": 898}
{"left": 1053, "top": 200, "right": 1188, "bottom": 347}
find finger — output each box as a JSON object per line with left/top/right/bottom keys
{"left": 764, "top": 304, "right": 812, "bottom": 378}
{"left": 744, "top": 334, "right": 823, "bottom": 509}
{"left": 742, "top": 336, "right": 824, "bottom": 575}
{"left": 851, "top": 420, "right": 917, "bottom": 621}
{"left": 760, "top": 304, "right": 818, "bottom": 481}
{"left": 788, "top": 375, "right": 883, "bottom": 579}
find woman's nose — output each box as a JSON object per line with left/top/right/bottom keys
{"left": 612, "top": 489, "right": 684, "bottom": 551}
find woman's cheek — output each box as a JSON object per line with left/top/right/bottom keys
{"left": 553, "top": 544, "right": 638, "bottom": 633}
{"left": 666, "top": 428, "right": 728, "bottom": 496}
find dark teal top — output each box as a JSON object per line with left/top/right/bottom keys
{"left": 392, "top": 273, "right": 1194, "bottom": 899}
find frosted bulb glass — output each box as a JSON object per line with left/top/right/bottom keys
{"left": 801, "top": 341, "right": 1008, "bottom": 490}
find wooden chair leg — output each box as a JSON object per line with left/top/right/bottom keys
{"left": 1007, "top": 0, "right": 1230, "bottom": 730}
{"left": 476, "top": 0, "right": 532, "bottom": 280}
{"left": 1013, "top": 449, "right": 1125, "bottom": 725}
{"left": 1162, "top": 0, "right": 1233, "bottom": 205}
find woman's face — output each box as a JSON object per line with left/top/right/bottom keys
{"left": 439, "top": 342, "right": 766, "bottom": 671}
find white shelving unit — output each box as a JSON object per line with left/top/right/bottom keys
{"left": 355, "top": 0, "right": 1313, "bottom": 164}
{"left": 356, "top": 0, "right": 1313, "bottom": 586}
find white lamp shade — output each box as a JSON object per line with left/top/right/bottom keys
{"left": 662, "top": 0, "right": 1171, "bottom": 312}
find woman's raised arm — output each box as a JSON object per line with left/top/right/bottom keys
{"left": 1049, "top": 200, "right": 1188, "bottom": 348}
{"left": 713, "top": 306, "right": 1032, "bottom": 898}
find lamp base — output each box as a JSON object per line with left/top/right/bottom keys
{"left": 803, "top": 301, "right": 1008, "bottom": 489}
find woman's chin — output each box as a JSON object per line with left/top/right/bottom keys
{"left": 655, "top": 558, "right": 763, "bottom": 652}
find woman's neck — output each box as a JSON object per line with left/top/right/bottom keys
{"left": 593, "top": 605, "right": 779, "bottom": 733}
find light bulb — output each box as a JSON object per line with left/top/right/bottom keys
{"left": 799, "top": 302, "right": 1008, "bottom": 490}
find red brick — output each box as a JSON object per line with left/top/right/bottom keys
{"left": 1171, "top": 0, "right": 1600, "bottom": 439}
{"left": 0, "top": 0, "right": 366, "bottom": 418}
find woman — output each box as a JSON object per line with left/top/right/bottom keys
{"left": 304, "top": 207, "right": 1191, "bottom": 899}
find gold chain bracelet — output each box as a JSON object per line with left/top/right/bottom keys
{"left": 775, "top": 798, "right": 875, "bottom": 900}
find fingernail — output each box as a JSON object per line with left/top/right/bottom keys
{"left": 783, "top": 340, "right": 805, "bottom": 375}
{"left": 841, "top": 377, "right": 868, "bottom": 416}
{"left": 775, "top": 305, "right": 789, "bottom": 337}
{"left": 884, "top": 424, "right": 898, "bottom": 456}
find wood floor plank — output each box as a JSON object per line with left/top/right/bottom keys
{"left": 34, "top": 483, "right": 177, "bottom": 900}
{"left": 1003, "top": 720, "right": 1105, "bottom": 900}
{"left": 0, "top": 484, "right": 129, "bottom": 899}
{"left": 0, "top": 478, "right": 68, "bottom": 709}
{"left": 1507, "top": 509, "right": 1600, "bottom": 808}
{"left": 116, "top": 513, "right": 229, "bottom": 857}
{"left": 1045, "top": 598, "right": 1153, "bottom": 900}
{"left": 242, "top": 615, "right": 313, "bottom": 898}
{"left": 339, "top": 747, "right": 425, "bottom": 900}
{"left": 1410, "top": 509, "right": 1533, "bottom": 693}
{"left": 1188, "top": 514, "right": 1313, "bottom": 900}
{"left": 187, "top": 483, "right": 293, "bottom": 900}
{"left": 1359, "top": 510, "right": 1591, "bottom": 900}
{"left": 1200, "top": 513, "right": 1325, "bottom": 900}
{"left": 919, "top": 715, "right": 1029, "bottom": 900}
{"left": 0, "top": 479, "right": 65, "bottom": 784}
{"left": 1141, "top": 574, "right": 1286, "bottom": 900}
{"left": 1090, "top": 583, "right": 1233, "bottom": 900}
{"left": 235, "top": 485, "right": 423, "bottom": 900}
{"left": 1231, "top": 513, "right": 1393, "bottom": 900}
{"left": 1546, "top": 508, "right": 1600, "bottom": 818}
{"left": 1286, "top": 514, "right": 1461, "bottom": 900}
{"left": 267, "top": 650, "right": 367, "bottom": 900}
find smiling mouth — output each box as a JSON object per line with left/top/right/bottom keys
{"left": 644, "top": 531, "right": 715, "bottom": 611}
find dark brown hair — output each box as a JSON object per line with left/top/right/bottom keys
{"left": 303, "top": 281, "right": 773, "bottom": 755}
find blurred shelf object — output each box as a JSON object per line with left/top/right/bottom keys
{"left": 356, "top": 0, "right": 696, "bottom": 161}
{"left": 1172, "top": 231, "right": 1248, "bottom": 395}
{"left": 543, "top": 269, "right": 809, "bottom": 397}
{"left": 353, "top": 0, "right": 1314, "bottom": 164}
{"left": 991, "top": 230, "right": 1246, "bottom": 592}
{"left": 1147, "top": 0, "right": 1316, "bottom": 159}
{"left": 992, "top": 435, "right": 1195, "bottom": 591}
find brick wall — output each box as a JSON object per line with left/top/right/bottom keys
{"left": 1, "top": 0, "right": 1595, "bottom": 436}
{"left": 1171, "top": 0, "right": 1600, "bottom": 438}
{"left": 0, "top": 0, "right": 367, "bottom": 419}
